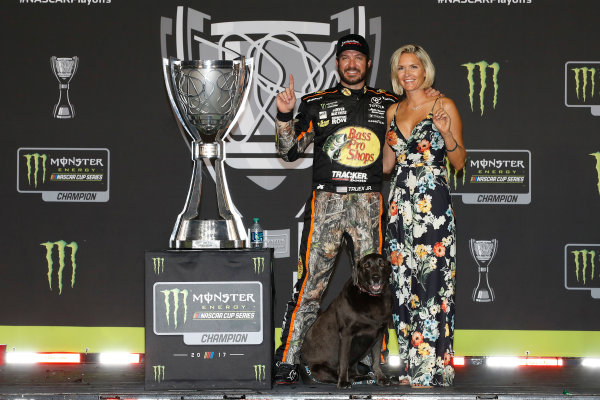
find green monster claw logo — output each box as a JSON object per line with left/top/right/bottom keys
{"left": 40, "top": 240, "right": 78, "bottom": 294}
{"left": 445, "top": 158, "right": 466, "bottom": 190}
{"left": 572, "top": 67, "right": 597, "bottom": 102}
{"left": 153, "top": 365, "right": 165, "bottom": 382}
{"left": 153, "top": 257, "right": 165, "bottom": 274}
{"left": 23, "top": 153, "right": 48, "bottom": 188}
{"left": 160, "top": 288, "right": 188, "bottom": 328}
{"left": 591, "top": 152, "right": 600, "bottom": 198}
{"left": 252, "top": 257, "right": 265, "bottom": 274}
{"left": 572, "top": 250, "right": 597, "bottom": 285}
{"left": 254, "top": 364, "right": 266, "bottom": 381}
{"left": 462, "top": 61, "right": 500, "bottom": 115}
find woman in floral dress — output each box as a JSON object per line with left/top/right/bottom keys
{"left": 383, "top": 45, "right": 466, "bottom": 387}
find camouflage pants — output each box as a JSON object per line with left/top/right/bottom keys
{"left": 275, "top": 190, "right": 384, "bottom": 364}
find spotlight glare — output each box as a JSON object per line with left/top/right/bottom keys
{"left": 486, "top": 357, "right": 520, "bottom": 368}
{"left": 582, "top": 358, "right": 600, "bottom": 367}
{"left": 38, "top": 353, "right": 81, "bottom": 363}
{"left": 6, "top": 352, "right": 80, "bottom": 364}
{"left": 453, "top": 356, "right": 465, "bottom": 366}
{"left": 6, "top": 352, "right": 37, "bottom": 364}
{"left": 99, "top": 352, "right": 141, "bottom": 364}
{"left": 387, "top": 355, "right": 401, "bottom": 367}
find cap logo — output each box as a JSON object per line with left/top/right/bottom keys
{"left": 342, "top": 40, "right": 362, "bottom": 47}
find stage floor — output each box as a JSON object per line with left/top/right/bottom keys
{"left": 1, "top": 361, "right": 599, "bottom": 400}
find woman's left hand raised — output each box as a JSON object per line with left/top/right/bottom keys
{"left": 433, "top": 98, "right": 451, "bottom": 136}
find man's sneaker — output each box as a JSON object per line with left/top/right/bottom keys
{"left": 273, "top": 361, "right": 299, "bottom": 384}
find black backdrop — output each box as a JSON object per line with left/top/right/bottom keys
{"left": 1, "top": 0, "right": 599, "bottom": 357}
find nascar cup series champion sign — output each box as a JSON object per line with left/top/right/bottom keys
{"left": 153, "top": 281, "right": 263, "bottom": 345}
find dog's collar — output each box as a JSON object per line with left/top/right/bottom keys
{"left": 355, "top": 282, "right": 383, "bottom": 297}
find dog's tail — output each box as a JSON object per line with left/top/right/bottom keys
{"left": 343, "top": 232, "right": 359, "bottom": 286}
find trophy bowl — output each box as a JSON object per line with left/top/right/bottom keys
{"left": 171, "top": 59, "right": 248, "bottom": 142}
{"left": 163, "top": 57, "right": 253, "bottom": 249}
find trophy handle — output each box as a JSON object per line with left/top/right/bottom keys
{"left": 215, "top": 147, "right": 247, "bottom": 242}
{"left": 70, "top": 57, "right": 79, "bottom": 81}
{"left": 162, "top": 57, "right": 200, "bottom": 147}
{"left": 468, "top": 239, "right": 477, "bottom": 262}
{"left": 489, "top": 239, "right": 498, "bottom": 264}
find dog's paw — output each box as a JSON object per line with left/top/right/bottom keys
{"left": 376, "top": 375, "right": 392, "bottom": 386}
{"left": 337, "top": 380, "right": 353, "bottom": 389}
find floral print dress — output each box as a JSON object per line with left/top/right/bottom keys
{"left": 385, "top": 102, "right": 456, "bottom": 386}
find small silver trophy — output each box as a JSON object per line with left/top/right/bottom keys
{"left": 469, "top": 239, "right": 498, "bottom": 302}
{"left": 50, "top": 56, "right": 78, "bottom": 119}
{"left": 163, "top": 57, "right": 253, "bottom": 249}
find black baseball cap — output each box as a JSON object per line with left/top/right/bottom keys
{"left": 335, "top": 34, "right": 370, "bottom": 58}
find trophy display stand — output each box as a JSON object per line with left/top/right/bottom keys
{"left": 146, "top": 57, "right": 272, "bottom": 390}
{"left": 144, "top": 248, "right": 273, "bottom": 390}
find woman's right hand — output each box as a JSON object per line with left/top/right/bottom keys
{"left": 276, "top": 74, "right": 296, "bottom": 113}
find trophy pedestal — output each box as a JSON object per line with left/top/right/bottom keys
{"left": 53, "top": 104, "right": 75, "bottom": 119}
{"left": 473, "top": 267, "right": 494, "bottom": 302}
{"left": 473, "top": 288, "right": 494, "bottom": 302}
{"left": 144, "top": 248, "right": 273, "bottom": 390}
{"left": 170, "top": 219, "right": 245, "bottom": 249}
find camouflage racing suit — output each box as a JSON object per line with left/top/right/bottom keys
{"left": 274, "top": 83, "right": 398, "bottom": 365}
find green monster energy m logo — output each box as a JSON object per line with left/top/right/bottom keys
{"left": 572, "top": 249, "right": 597, "bottom": 285}
{"left": 40, "top": 240, "right": 78, "bottom": 294}
{"left": 445, "top": 158, "right": 466, "bottom": 190}
{"left": 153, "top": 257, "right": 165, "bottom": 274}
{"left": 23, "top": 153, "right": 48, "bottom": 188}
{"left": 572, "top": 67, "right": 597, "bottom": 102}
{"left": 591, "top": 152, "right": 600, "bottom": 198}
{"left": 462, "top": 61, "right": 500, "bottom": 115}
{"left": 252, "top": 257, "right": 265, "bottom": 274}
{"left": 153, "top": 365, "right": 165, "bottom": 382}
{"left": 254, "top": 364, "right": 266, "bottom": 381}
{"left": 160, "top": 288, "right": 188, "bottom": 328}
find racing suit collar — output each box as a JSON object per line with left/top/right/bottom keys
{"left": 337, "top": 83, "right": 368, "bottom": 95}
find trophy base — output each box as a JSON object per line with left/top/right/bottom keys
{"left": 473, "top": 288, "right": 494, "bottom": 302}
{"left": 170, "top": 239, "right": 245, "bottom": 249}
{"left": 170, "top": 218, "right": 246, "bottom": 249}
{"left": 54, "top": 105, "right": 74, "bottom": 119}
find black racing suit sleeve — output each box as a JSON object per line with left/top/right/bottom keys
{"left": 275, "top": 100, "right": 315, "bottom": 162}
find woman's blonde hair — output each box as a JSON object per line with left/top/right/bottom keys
{"left": 389, "top": 44, "right": 435, "bottom": 95}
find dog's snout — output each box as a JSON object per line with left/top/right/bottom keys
{"left": 371, "top": 272, "right": 382, "bottom": 283}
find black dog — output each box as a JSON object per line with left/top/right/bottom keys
{"left": 300, "top": 253, "right": 393, "bottom": 389}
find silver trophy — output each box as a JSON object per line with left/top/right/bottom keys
{"left": 50, "top": 56, "right": 78, "bottom": 119}
{"left": 469, "top": 239, "right": 498, "bottom": 302}
{"left": 163, "top": 57, "right": 253, "bottom": 249}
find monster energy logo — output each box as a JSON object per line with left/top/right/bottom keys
{"left": 591, "top": 152, "right": 600, "bottom": 198}
{"left": 462, "top": 61, "right": 500, "bottom": 115}
{"left": 254, "top": 364, "right": 266, "bottom": 381}
{"left": 252, "top": 257, "right": 265, "bottom": 274}
{"left": 572, "top": 67, "right": 597, "bottom": 102}
{"left": 23, "top": 153, "right": 48, "bottom": 188}
{"left": 572, "top": 250, "right": 598, "bottom": 285}
{"left": 161, "top": 288, "right": 188, "bottom": 328}
{"left": 446, "top": 158, "right": 466, "bottom": 190}
{"left": 153, "top": 365, "right": 165, "bottom": 382}
{"left": 40, "top": 240, "right": 78, "bottom": 294}
{"left": 153, "top": 257, "right": 165, "bottom": 274}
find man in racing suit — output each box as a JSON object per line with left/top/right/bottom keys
{"left": 272, "top": 34, "right": 398, "bottom": 384}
